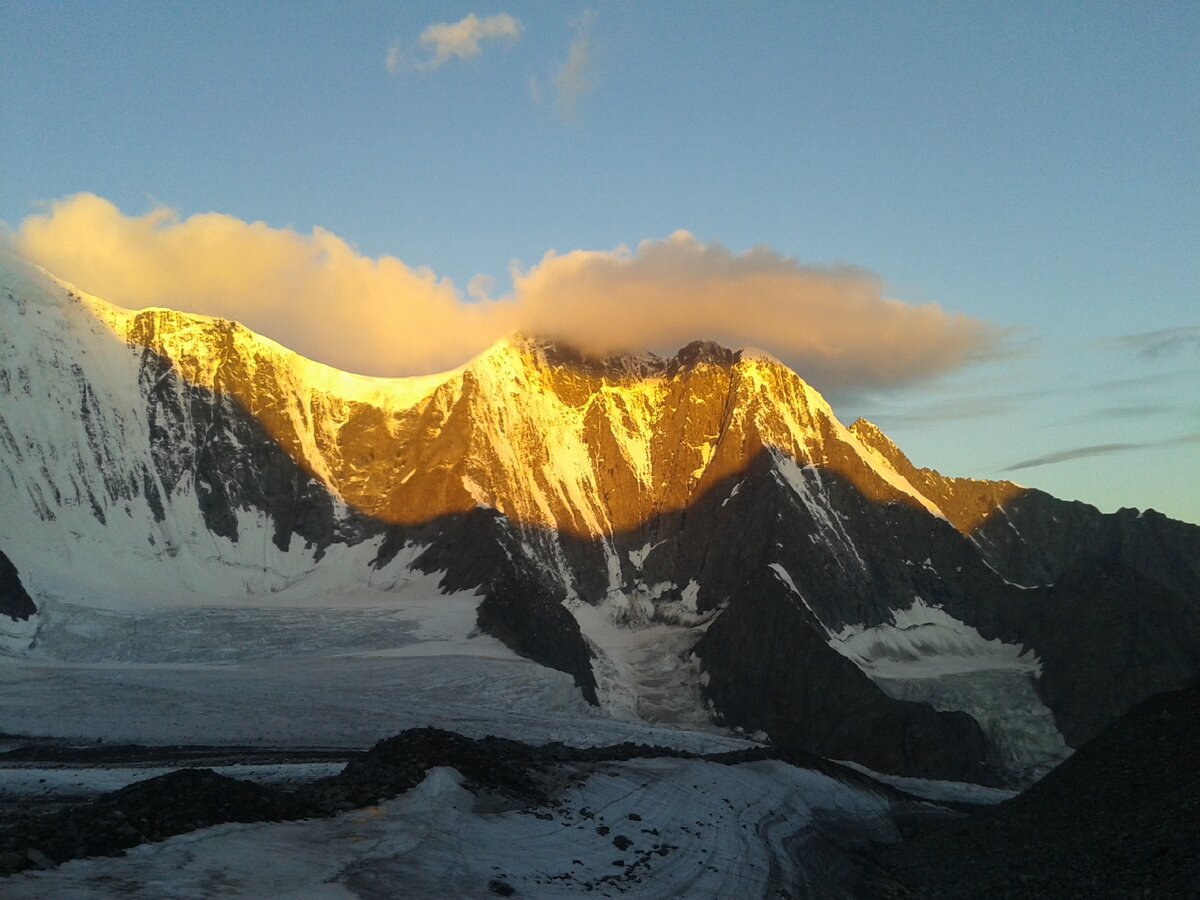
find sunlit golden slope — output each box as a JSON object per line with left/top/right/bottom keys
{"left": 848, "top": 419, "right": 1026, "bottom": 534}
{"left": 81, "top": 288, "right": 1018, "bottom": 539}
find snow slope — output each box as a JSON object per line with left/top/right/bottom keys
{"left": 0, "top": 760, "right": 896, "bottom": 899}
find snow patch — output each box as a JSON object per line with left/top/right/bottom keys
{"left": 772, "top": 454, "right": 867, "bottom": 573}
{"left": 828, "top": 597, "right": 1040, "bottom": 679}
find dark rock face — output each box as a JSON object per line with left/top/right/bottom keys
{"left": 932, "top": 489, "right": 1200, "bottom": 748}
{"left": 328, "top": 727, "right": 546, "bottom": 807}
{"left": 879, "top": 679, "right": 1200, "bottom": 898}
{"left": 575, "top": 452, "right": 1002, "bottom": 779}
{"left": 694, "top": 567, "right": 991, "bottom": 783}
{"left": 951, "top": 557, "right": 1200, "bottom": 747}
{"left": 477, "top": 563, "right": 599, "bottom": 705}
{"left": 0, "top": 768, "right": 306, "bottom": 874}
{"left": 973, "top": 488, "right": 1200, "bottom": 602}
{"left": 132, "top": 339, "right": 366, "bottom": 555}
{"left": 0, "top": 550, "right": 35, "bottom": 621}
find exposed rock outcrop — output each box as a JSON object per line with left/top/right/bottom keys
{"left": 0, "top": 550, "right": 35, "bottom": 621}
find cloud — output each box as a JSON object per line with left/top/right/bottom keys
{"left": 14, "top": 195, "right": 1004, "bottom": 390}
{"left": 1087, "top": 370, "right": 1198, "bottom": 392}
{"left": 392, "top": 12, "right": 522, "bottom": 74}
{"left": 509, "top": 231, "right": 1006, "bottom": 391}
{"left": 1103, "top": 325, "right": 1200, "bottom": 359}
{"left": 1003, "top": 431, "right": 1200, "bottom": 472}
{"left": 869, "top": 397, "right": 1018, "bottom": 429}
{"left": 1075, "top": 403, "right": 1180, "bottom": 420}
{"left": 532, "top": 10, "right": 598, "bottom": 119}
{"left": 14, "top": 194, "right": 514, "bottom": 376}
{"left": 384, "top": 42, "right": 403, "bottom": 75}
{"left": 552, "top": 10, "right": 598, "bottom": 120}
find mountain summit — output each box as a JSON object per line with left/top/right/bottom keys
{"left": 1, "top": 251, "right": 1197, "bottom": 786}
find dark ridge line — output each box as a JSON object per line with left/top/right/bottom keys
{"left": 0, "top": 726, "right": 936, "bottom": 879}
{"left": 0, "top": 741, "right": 359, "bottom": 767}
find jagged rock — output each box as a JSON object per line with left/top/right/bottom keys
{"left": 0, "top": 768, "right": 309, "bottom": 875}
{"left": 955, "top": 557, "right": 1200, "bottom": 746}
{"left": 477, "top": 566, "right": 598, "bottom": 705}
{"left": 0, "top": 550, "right": 35, "bottom": 621}
{"left": 0, "top": 726, "right": 914, "bottom": 877}
{"left": 695, "top": 567, "right": 991, "bottom": 784}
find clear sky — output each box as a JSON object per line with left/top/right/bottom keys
{"left": 2, "top": 1, "right": 1197, "bottom": 523}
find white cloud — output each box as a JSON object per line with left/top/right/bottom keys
{"left": 384, "top": 41, "right": 403, "bottom": 75}
{"left": 394, "top": 12, "right": 523, "bottom": 74}
{"left": 15, "top": 195, "right": 1004, "bottom": 391}
{"left": 551, "top": 9, "right": 597, "bottom": 119}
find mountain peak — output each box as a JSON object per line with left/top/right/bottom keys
{"left": 473, "top": 334, "right": 765, "bottom": 383}
{"left": 669, "top": 339, "right": 739, "bottom": 370}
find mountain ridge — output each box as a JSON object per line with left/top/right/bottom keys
{"left": 2, "top": 249, "right": 1197, "bottom": 787}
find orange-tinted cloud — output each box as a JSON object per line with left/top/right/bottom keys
{"left": 512, "top": 232, "right": 1004, "bottom": 391}
{"left": 15, "top": 194, "right": 514, "bottom": 376}
{"left": 14, "top": 194, "right": 1004, "bottom": 389}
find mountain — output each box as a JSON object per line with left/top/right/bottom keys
{"left": 878, "top": 677, "right": 1200, "bottom": 897}
{"left": 1, "top": 248, "right": 1197, "bottom": 786}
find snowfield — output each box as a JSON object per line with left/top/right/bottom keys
{"left": 0, "top": 592, "right": 750, "bottom": 755}
{"left": 0, "top": 585, "right": 1002, "bottom": 899}
{"left": 1, "top": 760, "right": 898, "bottom": 899}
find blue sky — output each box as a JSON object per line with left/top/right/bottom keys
{"left": 2, "top": 2, "right": 1197, "bottom": 523}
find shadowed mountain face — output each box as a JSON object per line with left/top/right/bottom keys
{"left": 879, "top": 678, "right": 1200, "bottom": 898}
{"left": 0, "top": 551, "right": 35, "bottom": 622}
{"left": 1, "top": 252, "right": 1197, "bottom": 785}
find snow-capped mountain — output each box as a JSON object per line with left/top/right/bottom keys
{"left": 1, "top": 248, "right": 1197, "bottom": 786}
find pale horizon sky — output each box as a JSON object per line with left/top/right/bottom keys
{"left": 1, "top": 2, "right": 1197, "bottom": 523}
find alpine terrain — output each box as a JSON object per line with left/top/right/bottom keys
{"left": 1, "top": 247, "right": 1198, "bottom": 896}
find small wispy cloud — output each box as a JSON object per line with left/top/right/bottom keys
{"left": 554, "top": 10, "right": 598, "bottom": 119}
{"left": 531, "top": 9, "right": 598, "bottom": 120}
{"left": 870, "top": 397, "right": 1017, "bottom": 429}
{"left": 1087, "top": 370, "right": 1199, "bottom": 392}
{"left": 384, "top": 42, "right": 403, "bottom": 75}
{"left": 387, "top": 12, "right": 522, "bottom": 75}
{"left": 1003, "top": 431, "right": 1200, "bottom": 472}
{"left": 1075, "top": 404, "right": 1180, "bottom": 420}
{"left": 1102, "top": 325, "right": 1200, "bottom": 360}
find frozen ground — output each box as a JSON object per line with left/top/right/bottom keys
{"left": 0, "top": 552, "right": 1005, "bottom": 897}
{"left": 0, "top": 759, "right": 898, "bottom": 899}
{"left": 0, "top": 574, "right": 760, "bottom": 755}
